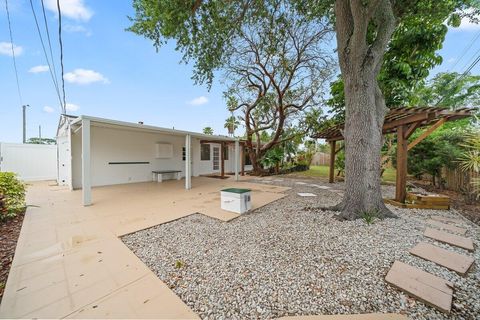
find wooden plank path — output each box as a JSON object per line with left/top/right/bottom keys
{"left": 280, "top": 313, "right": 408, "bottom": 319}
{"left": 385, "top": 261, "right": 453, "bottom": 313}
{"left": 410, "top": 242, "right": 475, "bottom": 275}
{"left": 426, "top": 219, "right": 467, "bottom": 235}
{"left": 424, "top": 228, "right": 474, "bottom": 251}
{"left": 431, "top": 216, "right": 464, "bottom": 225}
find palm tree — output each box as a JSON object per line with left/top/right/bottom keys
{"left": 203, "top": 127, "right": 214, "bottom": 135}
{"left": 224, "top": 115, "right": 240, "bottom": 136}
{"left": 459, "top": 130, "right": 480, "bottom": 198}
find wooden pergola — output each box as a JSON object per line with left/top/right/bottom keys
{"left": 313, "top": 107, "right": 475, "bottom": 203}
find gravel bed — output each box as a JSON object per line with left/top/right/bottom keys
{"left": 122, "top": 178, "right": 480, "bottom": 320}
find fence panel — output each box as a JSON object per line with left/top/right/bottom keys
{"left": 0, "top": 142, "right": 57, "bottom": 181}
{"left": 442, "top": 167, "right": 478, "bottom": 194}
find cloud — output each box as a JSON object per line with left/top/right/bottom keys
{"left": 44, "top": 0, "right": 93, "bottom": 22}
{"left": 64, "top": 68, "right": 109, "bottom": 84}
{"left": 29, "top": 65, "right": 50, "bottom": 73}
{"left": 447, "top": 58, "right": 456, "bottom": 63}
{"left": 66, "top": 103, "right": 79, "bottom": 111}
{"left": 0, "top": 42, "right": 23, "bottom": 57}
{"left": 188, "top": 96, "right": 209, "bottom": 106}
{"left": 43, "top": 106, "right": 55, "bottom": 113}
{"left": 64, "top": 24, "right": 92, "bottom": 36}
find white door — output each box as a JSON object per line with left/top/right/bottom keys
{"left": 213, "top": 146, "right": 220, "bottom": 171}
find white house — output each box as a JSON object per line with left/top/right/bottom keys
{"left": 56, "top": 115, "right": 250, "bottom": 206}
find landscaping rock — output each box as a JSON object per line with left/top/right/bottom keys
{"left": 122, "top": 178, "right": 480, "bottom": 320}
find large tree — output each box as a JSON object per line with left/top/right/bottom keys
{"left": 129, "top": 0, "right": 477, "bottom": 220}
{"left": 222, "top": 5, "right": 334, "bottom": 174}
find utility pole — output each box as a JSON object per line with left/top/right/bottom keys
{"left": 39, "top": 125, "right": 42, "bottom": 139}
{"left": 22, "top": 104, "right": 29, "bottom": 143}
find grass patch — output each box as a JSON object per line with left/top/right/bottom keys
{"left": 361, "top": 209, "right": 378, "bottom": 225}
{"left": 296, "top": 165, "right": 396, "bottom": 183}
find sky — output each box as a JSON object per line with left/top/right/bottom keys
{"left": 1, "top": 0, "right": 479, "bottom": 143}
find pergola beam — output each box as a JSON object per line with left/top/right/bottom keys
{"left": 407, "top": 118, "right": 446, "bottom": 151}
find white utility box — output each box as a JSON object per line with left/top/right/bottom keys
{"left": 220, "top": 188, "right": 252, "bottom": 214}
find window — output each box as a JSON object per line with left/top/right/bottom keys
{"left": 223, "top": 146, "right": 229, "bottom": 160}
{"left": 201, "top": 144, "right": 210, "bottom": 160}
{"left": 182, "top": 147, "right": 186, "bottom": 161}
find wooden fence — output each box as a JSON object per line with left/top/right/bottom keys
{"left": 442, "top": 167, "right": 479, "bottom": 195}
{"left": 311, "top": 152, "right": 330, "bottom": 166}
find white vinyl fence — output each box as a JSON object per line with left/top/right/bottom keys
{"left": 0, "top": 142, "right": 58, "bottom": 181}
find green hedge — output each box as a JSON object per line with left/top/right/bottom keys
{"left": 0, "top": 172, "right": 26, "bottom": 221}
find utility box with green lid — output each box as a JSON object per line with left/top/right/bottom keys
{"left": 220, "top": 188, "right": 252, "bottom": 214}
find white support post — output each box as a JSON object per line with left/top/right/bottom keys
{"left": 234, "top": 139, "right": 239, "bottom": 181}
{"left": 81, "top": 119, "right": 92, "bottom": 206}
{"left": 185, "top": 134, "right": 192, "bottom": 190}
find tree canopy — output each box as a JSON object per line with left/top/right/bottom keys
{"left": 129, "top": 0, "right": 479, "bottom": 219}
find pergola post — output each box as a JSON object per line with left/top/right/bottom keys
{"left": 220, "top": 142, "right": 225, "bottom": 177}
{"left": 185, "top": 134, "right": 192, "bottom": 190}
{"left": 234, "top": 139, "right": 240, "bottom": 181}
{"left": 81, "top": 118, "right": 91, "bottom": 206}
{"left": 329, "top": 140, "right": 336, "bottom": 183}
{"left": 395, "top": 125, "right": 408, "bottom": 202}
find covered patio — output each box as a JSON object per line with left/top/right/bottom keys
{"left": 62, "top": 115, "right": 246, "bottom": 206}
{"left": 0, "top": 176, "right": 289, "bottom": 318}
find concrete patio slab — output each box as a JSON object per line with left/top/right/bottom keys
{"left": 0, "top": 177, "right": 288, "bottom": 319}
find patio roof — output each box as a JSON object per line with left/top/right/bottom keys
{"left": 69, "top": 115, "right": 237, "bottom": 142}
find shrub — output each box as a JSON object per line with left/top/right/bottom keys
{"left": 0, "top": 172, "right": 26, "bottom": 221}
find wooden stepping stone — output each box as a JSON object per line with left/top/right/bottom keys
{"left": 385, "top": 260, "right": 453, "bottom": 313}
{"left": 410, "top": 242, "right": 475, "bottom": 275}
{"left": 424, "top": 228, "right": 474, "bottom": 251}
{"left": 431, "top": 216, "right": 464, "bottom": 225}
{"left": 427, "top": 219, "right": 467, "bottom": 235}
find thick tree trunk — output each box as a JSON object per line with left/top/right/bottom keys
{"left": 331, "top": 0, "right": 397, "bottom": 220}
{"left": 247, "top": 148, "right": 267, "bottom": 175}
{"left": 333, "top": 76, "right": 394, "bottom": 220}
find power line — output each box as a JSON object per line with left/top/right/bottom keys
{"left": 448, "top": 29, "right": 480, "bottom": 72}
{"left": 40, "top": 0, "right": 60, "bottom": 91}
{"left": 57, "top": 0, "right": 67, "bottom": 114}
{"left": 435, "top": 53, "right": 480, "bottom": 106}
{"left": 29, "top": 0, "right": 63, "bottom": 107}
{"left": 4, "top": 0, "right": 23, "bottom": 104}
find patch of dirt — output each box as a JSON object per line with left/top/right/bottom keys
{"left": 0, "top": 212, "right": 25, "bottom": 303}
{"left": 413, "top": 180, "right": 480, "bottom": 225}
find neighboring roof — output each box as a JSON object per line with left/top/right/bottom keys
{"left": 313, "top": 106, "right": 476, "bottom": 141}
{"left": 69, "top": 115, "right": 238, "bottom": 142}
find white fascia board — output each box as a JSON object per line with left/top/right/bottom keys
{"left": 71, "top": 115, "right": 237, "bottom": 142}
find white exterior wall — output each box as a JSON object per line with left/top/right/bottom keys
{"left": 0, "top": 142, "right": 57, "bottom": 181}
{"left": 71, "top": 125, "right": 235, "bottom": 189}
